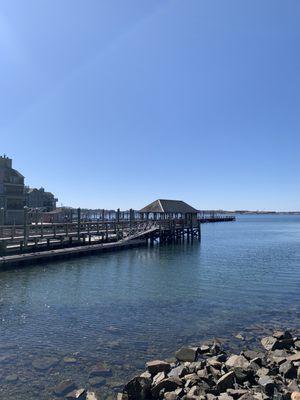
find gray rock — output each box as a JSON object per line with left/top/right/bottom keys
{"left": 197, "top": 368, "right": 209, "bottom": 381}
{"left": 63, "top": 357, "right": 77, "bottom": 364}
{"left": 295, "top": 341, "right": 300, "bottom": 350}
{"left": 89, "top": 366, "right": 112, "bottom": 378}
{"left": 289, "top": 352, "right": 300, "bottom": 363}
{"left": 243, "top": 350, "right": 264, "bottom": 361}
{"left": 256, "top": 367, "right": 269, "bottom": 377}
{"left": 168, "top": 365, "right": 188, "bottom": 378}
{"left": 164, "top": 392, "right": 178, "bottom": 400}
{"left": 199, "top": 345, "right": 210, "bottom": 353}
{"left": 89, "top": 377, "right": 106, "bottom": 387}
{"left": 225, "top": 355, "right": 250, "bottom": 370}
{"left": 238, "top": 394, "right": 256, "bottom": 400}
{"left": 140, "top": 371, "right": 152, "bottom": 379}
{"left": 151, "top": 377, "right": 182, "bottom": 398}
{"left": 86, "top": 392, "right": 98, "bottom": 400}
{"left": 188, "top": 385, "right": 201, "bottom": 396}
{"left": 66, "top": 388, "right": 86, "bottom": 399}
{"left": 5, "top": 374, "right": 18, "bottom": 383}
{"left": 218, "top": 394, "right": 234, "bottom": 400}
{"left": 261, "top": 336, "right": 278, "bottom": 351}
{"left": 146, "top": 360, "right": 171, "bottom": 375}
{"left": 117, "top": 394, "right": 128, "bottom": 400}
{"left": 226, "top": 388, "right": 248, "bottom": 398}
{"left": 175, "top": 347, "right": 199, "bottom": 362}
{"left": 216, "top": 371, "right": 235, "bottom": 393}
{"left": 258, "top": 376, "right": 274, "bottom": 396}
{"left": 153, "top": 371, "right": 166, "bottom": 385}
{"left": 287, "top": 380, "right": 300, "bottom": 393}
{"left": 32, "top": 356, "right": 59, "bottom": 371}
{"left": 233, "top": 367, "right": 249, "bottom": 383}
{"left": 124, "top": 376, "right": 152, "bottom": 400}
{"left": 273, "top": 331, "right": 292, "bottom": 340}
{"left": 53, "top": 380, "right": 76, "bottom": 397}
{"left": 207, "top": 358, "right": 223, "bottom": 370}
{"left": 279, "top": 360, "right": 297, "bottom": 379}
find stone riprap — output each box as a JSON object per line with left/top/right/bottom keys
{"left": 120, "top": 330, "right": 300, "bottom": 400}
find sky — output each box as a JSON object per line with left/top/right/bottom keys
{"left": 0, "top": 0, "right": 299, "bottom": 211}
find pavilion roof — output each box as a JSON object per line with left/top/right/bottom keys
{"left": 140, "top": 199, "right": 198, "bottom": 214}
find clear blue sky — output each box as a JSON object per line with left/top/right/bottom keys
{"left": 1, "top": 0, "right": 299, "bottom": 211}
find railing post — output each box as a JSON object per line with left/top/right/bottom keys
{"left": 23, "top": 206, "right": 29, "bottom": 249}
{"left": 0, "top": 208, "right": 4, "bottom": 238}
{"left": 0, "top": 207, "right": 4, "bottom": 227}
{"left": 77, "top": 208, "right": 81, "bottom": 242}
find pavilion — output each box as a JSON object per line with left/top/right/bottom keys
{"left": 140, "top": 199, "right": 198, "bottom": 220}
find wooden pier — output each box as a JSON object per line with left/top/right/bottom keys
{"left": 0, "top": 200, "right": 235, "bottom": 268}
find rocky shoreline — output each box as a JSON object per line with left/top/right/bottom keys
{"left": 119, "top": 330, "right": 300, "bottom": 400}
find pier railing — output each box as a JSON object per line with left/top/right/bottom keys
{"left": 0, "top": 215, "right": 235, "bottom": 256}
{"left": 0, "top": 216, "right": 235, "bottom": 241}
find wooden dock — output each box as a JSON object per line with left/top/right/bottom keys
{"left": 0, "top": 204, "right": 235, "bottom": 268}
{"left": 0, "top": 239, "right": 147, "bottom": 269}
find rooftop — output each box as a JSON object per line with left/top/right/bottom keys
{"left": 140, "top": 199, "right": 198, "bottom": 214}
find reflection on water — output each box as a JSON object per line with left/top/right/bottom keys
{"left": 0, "top": 215, "right": 300, "bottom": 399}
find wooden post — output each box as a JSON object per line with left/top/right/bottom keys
{"left": 198, "top": 220, "right": 201, "bottom": 242}
{"left": 105, "top": 223, "right": 108, "bottom": 242}
{"left": 0, "top": 208, "right": 4, "bottom": 238}
{"left": 23, "top": 206, "right": 29, "bottom": 249}
{"left": 0, "top": 207, "right": 5, "bottom": 227}
{"left": 41, "top": 217, "right": 44, "bottom": 238}
{"left": 77, "top": 208, "right": 81, "bottom": 242}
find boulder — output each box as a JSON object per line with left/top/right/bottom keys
{"left": 117, "top": 394, "right": 128, "bottom": 400}
{"left": 64, "top": 357, "right": 77, "bottom": 364}
{"left": 151, "top": 377, "right": 182, "bottom": 398}
{"left": 5, "top": 374, "right": 18, "bottom": 383}
{"left": 238, "top": 394, "right": 256, "bottom": 400}
{"left": 273, "top": 331, "right": 292, "bottom": 340}
{"left": 199, "top": 345, "right": 210, "bottom": 354}
{"left": 225, "top": 355, "right": 250, "bottom": 370}
{"left": 53, "top": 380, "right": 76, "bottom": 397}
{"left": 261, "top": 337, "right": 278, "bottom": 351}
{"left": 124, "top": 376, "right": 152, "bottom": 400}
{"left": 279, "top": 361, "right": 297, "bottom": 379}
{"left": 197, "top": 368, "right": 209, "bottom": 381}
{"left": 216, "top": 371, "right": 235, "bottom": 393}
{"left": 287, "top": 381, "right": 300, "bottom": 393}
{"left": 258, "top": 376, "right": 274, "bottom": 396}
{"left": 226, "top": 388, "right": 248, "bottom": 398}
{"left": 175, "top": 347, "right": 199, "bottom": 362}
{"left": 168, "top": 365, "right": 187, "bottom": 378}
{"left": 243, "top": 350, "right": 264, "bottom": 361}
{"left": 153, "top": 371, "right": 166, "bottom": 385}
{"left": 86, "top": 392, "right": 98, "bottom": 400}
{"left": 146, "top": 360, "right": 171, "bottom": 375}
{"left": 295, "top": 341, "right": 300, "bottom": 350}
{"left": 89, "top": 377, "right": 106, "bottom": 387}
{"left": 66, "top": 388, "right": 86, "bottom": 399}
{"left": 207, "top": 358, "right": 223, "bottom": 369}
{"left": 218, "top": 394, "right": 234, "bottom": 400}
{"left": 89, "top": 366, "right": 112, "bottom": 378}
{"left": 164, "top": 392, "right": 178, "bottom": 400}
{"left": 233, "top": 367, "right": 252, "bottom": 383}
{"left": 32, "top": 356, "right": 59, "bottom": 371}
{"left": 289, "top": 353, "right": 300, "bottom": 363}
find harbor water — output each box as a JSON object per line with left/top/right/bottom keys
{"left": 0, "top": 215, "right": 299, "bottom": 399}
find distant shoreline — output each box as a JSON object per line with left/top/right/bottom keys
{"left": 205, "top": 211, "right": 300, "bottom": 215}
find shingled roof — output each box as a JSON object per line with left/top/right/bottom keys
{"left": 140, "top": 199, "right": 198, "bottom": 214}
